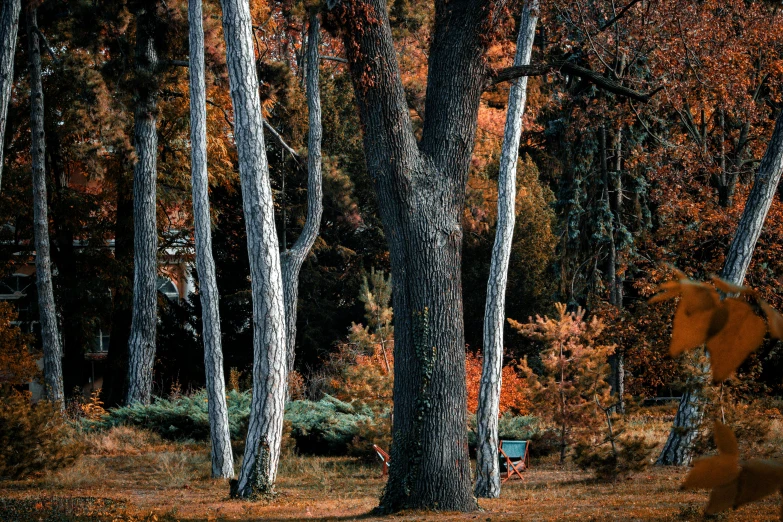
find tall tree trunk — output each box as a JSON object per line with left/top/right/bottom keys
{"left": 332, "top": 0, "right": 496, "bottom": 512}
{"left": 474, "top": 0, "right": 537, "bottom": 499}
{"left": 0, "top": 0, "right": 19, "bottom": 191}
{"left": 27, "top": 6, "right": 63, "bottom": 405}
{"left": 612, "top": 126, "right": 625, "bottom": 414}
{"left": 126, "top": 4, "right": 159, "bottom": 405}
{"left": 220, "top": 0, "right": 287, "bottom": 498}
{"left": 658, "top": 112, "right": 783, "bottom": 466}
{"left": 281, "top": 12, "right": 323, "bottom": 375}
{"left": 103, "top": 171, "right": 134, "bottom": 407}
{"left": 188, "top": 0, "right": 233, "bottom": 479}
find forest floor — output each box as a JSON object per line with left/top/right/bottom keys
{"left": 1, "top": 417, "right": 781, "bottom": 521}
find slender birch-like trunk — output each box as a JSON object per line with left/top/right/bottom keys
{"left": 27, "top": 6, "right": 63, "bottom": 405}
{"left": 126, "top": 4, "right": 159, "bottom": 405}
{"left": 0, "top": 0, "right": 19, "bottom": 191}
{"left": 220, "top": 0, "right": 287, "bottom": 498}
{"left": 281, "top": 13, "right": 323, "bottom": 374}
{"left": 475, "top": 0, "right": 538, "bottom": 499}
{"left": 188, "top": 0, "right": 234, "bottom": 479}
{"left": 658, "top": 112, "right": 783, "bottom": 466}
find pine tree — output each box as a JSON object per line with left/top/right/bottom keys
{"left": 512, "top": 303, "right": 614, "bottom": 463}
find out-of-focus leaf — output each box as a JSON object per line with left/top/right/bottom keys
{"left": 705, "top": 480, "right": 738, "bottom": 514}
{"left": 706, "top": 298, "right": 767, "bottom": 382}
{"left": 682, "top": 454, "right": 740, "bottom": 490}
{"left": 760, "top": 299, "right": 783, "bottom": 340}
{"left": 649, "top": 280, "right": 683, "bottom": 304}
{"left": 670, "top": 281, "right": 720, "bottom": 356}
{"left": 734, "top": 460, "right": 783, "bottom": 507}
{"left": 714, "top": 421, "right": 738, "bottom": 456}
{"left": 711, "top": 276, "right": 750, "bottom": 295}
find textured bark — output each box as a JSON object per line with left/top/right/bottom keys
{"left": 126, "top": 5, "right": 159, "bottom": 405}
{"left": 0, "top": 0, "right": 19, "bottom": 191}
{"left": 333, "top": 0, "right": 501, "bottom": 512}
{"left": 474, "top": 0, "right": 537, "bottom": 499}
{"left": 721, "top": 113, "right": 783, "bottom": 285}
{"left": 188, "top": 0, "right": 234, "bottom": 479}
{"left": 103, "top": 171, "right": 134, "bottom": 407}
{"left": 27, "top": 6, "right": 63, "bottom": 405}
{"left": 220, "top": 0, "right": 287, "bottom": 498}
{"left": 658, "top": 112, "right": 783, "bottom": 466}
{"left": 612, "top": 127, "right": 625, "bottom": 414}
{"left": 281, "top": 13, "right": 323, "bottom": 374}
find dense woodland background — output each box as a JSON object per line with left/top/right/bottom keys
{"left": 0, "top": 0, "right": 782, "bottom": 517}
{"left": 2, "top": 0, "right": 779, "bottom": 400}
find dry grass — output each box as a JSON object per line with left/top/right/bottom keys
{"left": 0, "top": 419, "right": 780, "bottom": 521}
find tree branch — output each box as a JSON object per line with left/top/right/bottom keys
{"left": 203, "top": 98, "right": 300, "bottom": 161}
{"left": 320, "top": 55, "right": 348, "bottom": 64}
{"left": 263, "top": 120, "right": 301, "bottom": 161}
{"left": 489, "top": 60, "right": 660, "bottom": 103}
{"left": 33, "top": 27, "right": 59, "bottom": 64}
{"left": 597, "top": 0, "right": 644, "bottom": 32}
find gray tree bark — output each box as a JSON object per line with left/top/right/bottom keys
{"left": 0, "top": 0, "right": 19, "bottom": 191}
{"left": 658, "top": 112, "right": 783, "bottom": 466}
{"left": 126, "top": 4, "right": 160, "bottom": 405}
{"left": 474, "top": 0, "right": 538, "bottom": 499}
{"left": 220, "top": 0, "right": 287, "bottom": 498}
{"left": 27, "top": 6, "right": 63, "bottom": 406}
{"left": 331, "top": 0, "right": 508, "bottom": 511}
{"left": 281, "top": 13, "right": 323, "bottom": 374}
{"left": 188, "top": 0, "right": 234, "bottom": 479}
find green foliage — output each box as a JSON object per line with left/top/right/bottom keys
{"left": 85, "top": 389, "right": 252, "bottom": 441}
{"left": 0, "top": 391, "right": 83, "bottom": 480}
{"left": 467, "top": 414, "right": 540, "bottom": 448}
{"left": 286, "top": 395, "right": 375, "bottom": 455}
{"left": 88, "top": 391, "right": 379, "bottom": 456}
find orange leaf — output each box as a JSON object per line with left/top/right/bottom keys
{"left": 682, "top": 454, "right": 740, "bottom": 490}
{"left": 734, "top": 459, "right": 783, "bottom": 507}
{"left": 649, "top": 280, "right": 683, "bottom": 304}
{"left": 710, "top": 276, "right": 750, "bottom": 296}
{"left": 760, "top": 299, "right": 783, "bottom": 340}
{"left": 705, "top": 480, "right": 738, "bottom": 515}
{"left": 670, "top": 281, "right": 720, "bottom": 356}
{"left": 706, "top": 298, "right": 767, "bottom": 382}
{"left": 714, "top": 421, "right": 738, "bottom": 456}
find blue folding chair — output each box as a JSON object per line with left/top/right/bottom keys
{"left": 499, "top": 440, "right": 530, "bottom": 482}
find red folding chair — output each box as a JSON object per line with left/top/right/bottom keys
{"left": 373, "top": 444, "right": 391, "bottom": 477}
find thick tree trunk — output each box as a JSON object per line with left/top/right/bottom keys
{"left": 333, "top": 0, "right": 498, "bottom": 512}
{"left": 220, "top": 0, "right": 287, "bottom": 498}
{"left": 188, "top": 0, "right": 234, "bottom": 479}
{"left": 658, "top": 112, "right": 783, "bottom": 466}
{"left": 281, "top": 13, "right": 323, "bottom": 374}
{"left": 0, "top": 0, "right": 19, "bottom": 191}
{"left": 27, "top": 6, "right": 63, "bottom": 405}
{"left": 474, "top": 0, "right": 537, "bottom": 499}
{"left": 126, "top": 5, "right": 159, "bottom": 405}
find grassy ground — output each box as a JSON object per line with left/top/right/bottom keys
{"left": 1, "top": 420, "right": 781, "bottom": 521}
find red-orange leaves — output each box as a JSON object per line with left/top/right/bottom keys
{"left": 650, "top": 274, "right": 777, "bottom": 382}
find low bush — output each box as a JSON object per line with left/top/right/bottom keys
{"left": 0, "top": 390, "right": 84, "bottom": 480}
{"left": 286, "top": 395, "right": 374, "bottom": 455}
{"left": 85, "top": 389, "right": 252, "bottom": 440}
{"left": 467, "top": 413, "right": 540, "bottom": 449}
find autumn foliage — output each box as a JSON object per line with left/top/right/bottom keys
{"left": 652, "top": 275, "right": 783, "bottom": 517}
{"left": 512, "top": 303, "right": 615, "bottom": 462}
